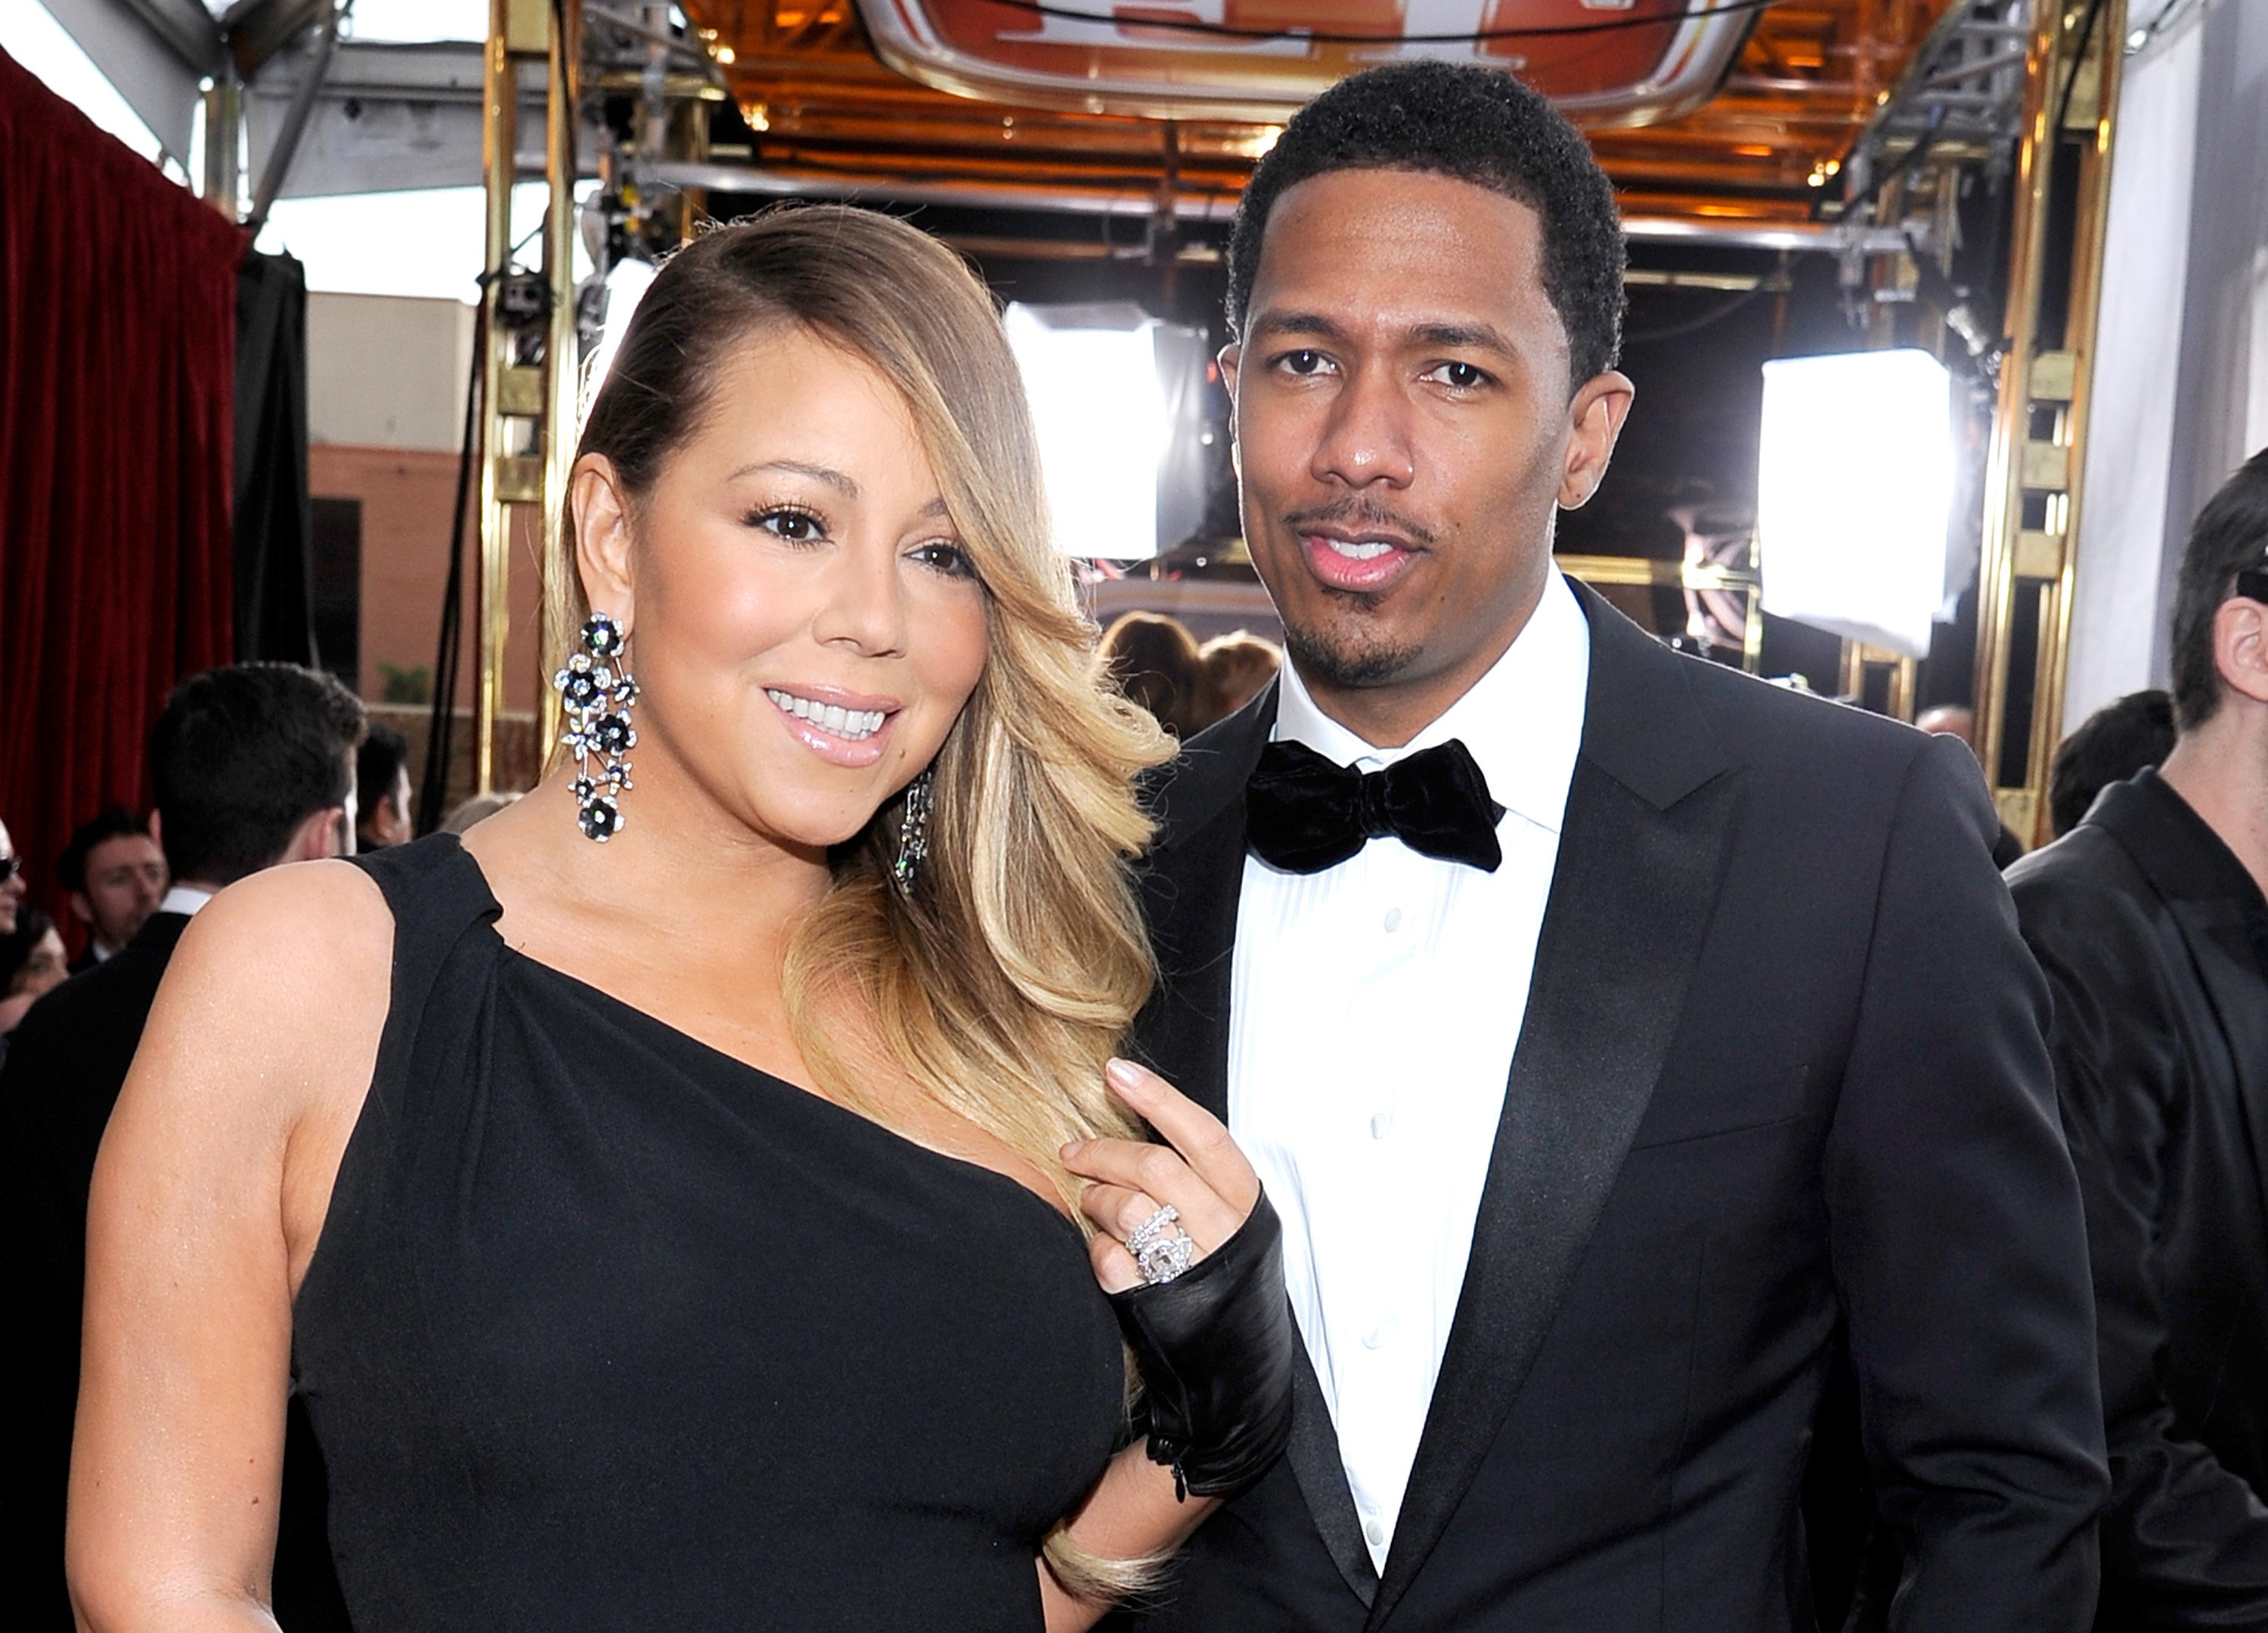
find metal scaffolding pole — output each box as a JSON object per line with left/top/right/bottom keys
{"left": 476, "top": 0, "right": 581, "bottom": 793}
{"left": 541, "top": 0, "right": 582, "bottom": 755}
{"left": 476, "top": 0, "right": 519, "bottom": 795}
{"left": 1972, "top": 0, "right": 2126, "bottom": 847}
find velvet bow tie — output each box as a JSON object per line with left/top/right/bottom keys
{"left": 1244, "top": 737, "right": 1504, "bottom": 875}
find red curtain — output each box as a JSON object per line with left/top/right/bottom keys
{"left": 0, "top": 48, "right": 243, "bottom": 928}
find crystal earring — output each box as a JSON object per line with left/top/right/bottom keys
{"left": 554, "top": 612, "right": 638, "bottom": 842}
{"left": 891, "top": 768, "right": 934, "bottom": 894}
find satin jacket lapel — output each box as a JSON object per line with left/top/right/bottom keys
{"left": 1132, "top": 685, "right": 1378, "bottom": 1594}
{"left": 1366, "top": 587, "right": 1744, "bottom": 1631}
{"left": 1290, "top": 1336, "right": 1383, "bottom": 1604}
{"left": 2182, "top": 902, "right": 2268, "bottom": 1239}
{"left": 1131, "top": 686, "right": 1276, "bottom": 1123}
{"left": 2095, "top": 779, "right": 2268, "bottom": 1253}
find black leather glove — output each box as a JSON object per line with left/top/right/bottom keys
{"left": 1108, "top": 1186, "right": 1296, "bottom": 1501}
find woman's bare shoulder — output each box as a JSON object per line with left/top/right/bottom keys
{"left": 150, "top": 859, "right": 395, "bottom": 1084}
{"left": 98, "top": 860, "right": 399, "bottom": 1284}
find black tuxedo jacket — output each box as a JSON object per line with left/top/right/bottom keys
{"left": 1128, "top": 587, "right": 2108, "bottom": 1632}
{"left": 0, "top": 911, "right": 348, "bottom": 1632}
{"left": 2007, "top": 771, "right": 2268, "bottom": 1628}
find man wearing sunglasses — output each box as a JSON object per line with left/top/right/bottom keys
{"left": 2009, "top": 449, "right": 2268, "bottom": 1628}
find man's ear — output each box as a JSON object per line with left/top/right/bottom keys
{"left": 281, "top": 806, "right": 351, "bottom": 866}
{"left": 573, "top": 454, "right": 639, "bottom": 633}
{"left": 2215, "top": 596, "right": 2268, "bottom": 705}
{"left": 67, "top": 891, "right": 94, "bottom": 928}
{"left": 1559, "top": 370, "right": 1635, "bottom": 511}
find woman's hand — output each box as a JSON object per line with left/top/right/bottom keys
{"left": 1062, "top": 1057, "right": 1261, "bottom": 1294}
{"left": 1060, "top": 1057, "right": 1295, "bottom": 1508}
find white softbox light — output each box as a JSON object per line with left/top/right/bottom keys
{"left": 1003, "top": 302, "right": 1206, "bottom": 560}
{"left": 1756, "top": 348, "right": 1955, "bottom": 659}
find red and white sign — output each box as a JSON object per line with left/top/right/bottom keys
{"left": 856, "top": 1, "right": 1752, "bottom": 126}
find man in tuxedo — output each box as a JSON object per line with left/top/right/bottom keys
{"left": 2007, "top": 451, "right": 2268, "bottom": 1626}
{"left": 0, "top": 662, "right": 364, "bottom": 1632}
{"left": 1129, "top": 63, "right": 2108, "bottom": 1631}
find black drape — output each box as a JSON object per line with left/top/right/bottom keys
{"left": 234, "top": 250, "right": 319, "bottom": 665}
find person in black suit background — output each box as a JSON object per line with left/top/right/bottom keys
{"left": 57, "top": 806, "right": 169, "bottom": 975}
{"left": 2043, "top": 687, "right": 2178, "bottom": 842}
{"left": 0, "top": 662, "right": 365, "bottom": 1632}
{"left": 2007, "top": 451, "right": 2268, "bottom": 1627}
{"left": 1126, "top": 63, "right": 2108, "bottom": 1632}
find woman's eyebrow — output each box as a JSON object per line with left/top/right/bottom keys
{"left": 727, "top": 458, "right": 861, "bottom": 497}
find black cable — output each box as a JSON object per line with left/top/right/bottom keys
{"left": 1865, "top": 102, "right": 1947, "bottom": 208}
{"left": 978, "top": 0, "right": 1789, "bottom": 44}
{"left": 2053, "top": 0, "right": 2108, "bottom": 137}
{"left": 419, "top": 295, "right": 488, "bottom": 835}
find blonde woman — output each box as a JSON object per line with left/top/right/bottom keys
{"left": 68, "top": 210, "right": 1293, "bottom": 1631}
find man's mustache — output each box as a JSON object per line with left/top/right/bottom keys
{"left": 1279, "top": 500, "right": 1439, "bottom": 549}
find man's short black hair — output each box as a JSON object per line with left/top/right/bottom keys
{"left": 1226, "top": 60, "right": 1627, "bottom": 387}
{"left": 2048, "top": 689, "right": 2176, "bottom": 838}
{"left": 357, "top": 724, "right": 411, "bottom": 827}
{"left": 150, "top": 663, "right": 367, "bottom": 886}
{"left": 2170, "top": 446, "right": 2268, "bottom": 730}
{"left": 57, "top": 805, "right": 147, "bottom": 894}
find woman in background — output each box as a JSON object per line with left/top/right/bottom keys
{"left": 1098, "top": 610, "right": 1208, "bottom": 739}
{"left": 1198, "top": 631, "right": 1281, "bottom": 726}
{"left": 0, "top": 905, "right": 68, "bottom": 1033}
{"left": 70, "top": 209, "right": 1290, "bottom": 1633}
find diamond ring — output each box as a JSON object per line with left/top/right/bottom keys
{"left": 1127, "top": 1202, "right": 1198, "bottom": 1285}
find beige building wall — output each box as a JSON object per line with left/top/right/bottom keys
{"left": 306, "top": 293, "right": 547, "bottom": 730}
{"left": 308, "top": 293, "right": 476, "bottom": 451}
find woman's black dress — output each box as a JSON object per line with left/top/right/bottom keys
{"left": 293, "top": 835, "right": 1123, "bottom": 1631}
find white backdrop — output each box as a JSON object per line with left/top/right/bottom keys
{"left": 2068, "top": 0, "right": 2268, "bottom": 733}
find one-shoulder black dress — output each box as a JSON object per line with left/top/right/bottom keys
{"left": 293, "top": 835, "right": 1123, "bottom": 1631}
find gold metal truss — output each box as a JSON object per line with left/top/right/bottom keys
{"left": 476, "top": 0, "right": 582, "bottom": 792}
{"left": 1971, "top": 0, "right": 2124, "bottom": 847}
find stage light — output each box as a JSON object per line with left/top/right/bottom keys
{"left": 1757, "top": 348, "right": 1954, "bottom": 659}
{"left": 1002, "top": 302, "right": 1207, "bottom": 559}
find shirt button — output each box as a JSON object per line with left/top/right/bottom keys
{"left": 1383, "top": 906, "right": 1403, "bottom": 933}
{"left": 1363, "top": 1325, "right": 1386, "bottom": 1349}
{"left": 1364, "top": 1519, "right": 1387, "bottom": 1549}
{"left": 1369, "top": 1111, "right": 1390, "bottom": 1140}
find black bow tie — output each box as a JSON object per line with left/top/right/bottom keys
{"left": 1245, "top": 737, "right": 1504, "bottom": 875}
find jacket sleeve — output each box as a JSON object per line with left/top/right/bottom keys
{"left": 1823, "top": 733, "right": 2109, "bottom": 1631}
{"left": 2013, "top": 869, "right": 2268, "bottom": 1628}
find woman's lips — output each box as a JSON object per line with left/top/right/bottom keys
{"left": 763, "top": 686, "right": 897, "bottom": 769}
{"left": 1301, "top": 533, "right": 1417, "bottom": 593}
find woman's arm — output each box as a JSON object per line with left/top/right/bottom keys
{"left": 1040, "top": 1449, "right": 1218, "bottom": 1631}
{"left": 68, "top": 864, "right": 389, "bottom": 1633}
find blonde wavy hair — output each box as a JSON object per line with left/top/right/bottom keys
{"left": 553, "top": 208, "right": 1173, "bottom": 1597}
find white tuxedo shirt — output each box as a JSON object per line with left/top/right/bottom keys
{"left": 1226, "top": 569, "right": 1590, "bottom": 1572}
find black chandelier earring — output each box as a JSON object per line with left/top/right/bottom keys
{"left": 555, "top": 612, "right": 638, "bottom": 842}
{"left": 891, "top": 769, "right": 934, "bottom": 894}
